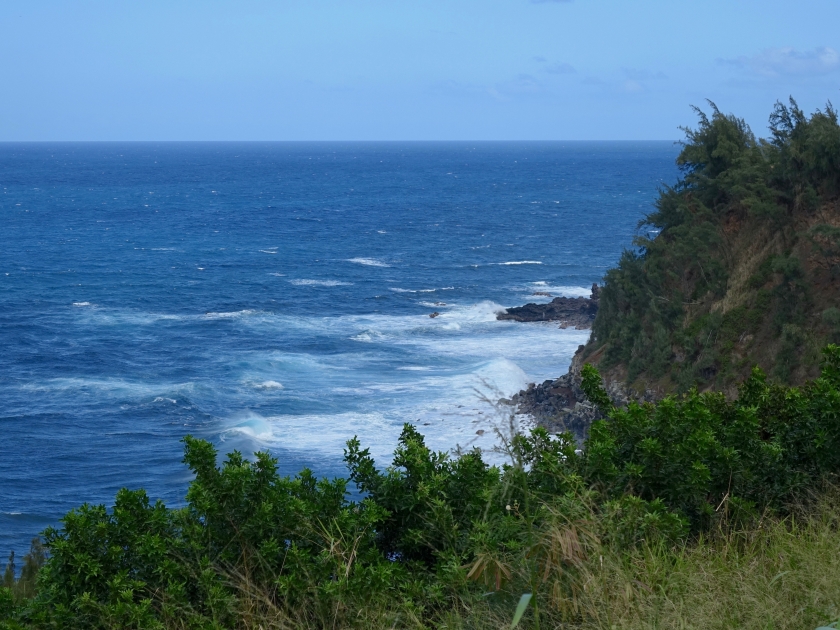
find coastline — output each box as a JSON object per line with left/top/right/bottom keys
{"left": 499, "top": 285, "right": 656, "bottom": 442}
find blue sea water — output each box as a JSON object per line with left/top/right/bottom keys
{"left": 0, "top": 141, "right": 679, "bottom": 556}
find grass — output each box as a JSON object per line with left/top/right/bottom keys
{"left": 457, "top": 490, "right": 840, "bottom": 630}
{"left": 587, "top": 502, "right": 840, "bottom": 629}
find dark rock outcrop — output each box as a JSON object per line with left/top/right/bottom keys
{"left": 508, "top": 343, "right": 658, "bottom": 442}
{"left": 508, "top": 346, "right": 597, "bottom": 440}
{"left": 497, "top": 284, "right": 600, "bottom": 329}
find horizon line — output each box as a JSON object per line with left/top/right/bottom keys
{"left": 0, "top": 138, "right": 681, "bottom": 144}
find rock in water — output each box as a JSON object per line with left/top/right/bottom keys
{"left": 497, "top": 283, "right": 600, "bottom": 328}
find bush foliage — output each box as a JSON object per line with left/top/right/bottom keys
{"left": 3, "top": 346, "right": 840, "bottom": 629}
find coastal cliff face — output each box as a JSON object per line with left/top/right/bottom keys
{"left": 585, "top": 100, "right": 840, "bottom": 394}
{"left": 510, "top": 100, "right": 840, "bottom": 436}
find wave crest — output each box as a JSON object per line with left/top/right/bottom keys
{"left": 347, "top": 257, "right": 390, "bottom": 267}
{"left": 289, "top": 279, "right": 353, "bottom": 287}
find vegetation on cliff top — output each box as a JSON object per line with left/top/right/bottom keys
{"left": 590, "top": 99, "right": 840, "bottom": 391}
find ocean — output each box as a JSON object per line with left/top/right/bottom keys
{"left": 0, "top": 141, "right": 679, "bottom": 555}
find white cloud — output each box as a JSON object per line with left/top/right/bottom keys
{"left": 726, "top": 46, "right": 840, "bottom": 78}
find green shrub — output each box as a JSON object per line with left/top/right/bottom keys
{"left": 582, "top": 344, "right": 840, "bottom": 531}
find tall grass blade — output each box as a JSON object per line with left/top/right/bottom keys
{"left": 511, "top": 593, "right": 532, "bottom": 629}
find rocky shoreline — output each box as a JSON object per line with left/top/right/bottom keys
{"left": 503, "top": 345, "right": 597, "bottom": 441}
{"left": 500, "top": 285, "right": 657, "bottom": 442}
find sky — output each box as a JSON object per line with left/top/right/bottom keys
{"left": 1, "top": 0, "right": 839, "bottom": 141}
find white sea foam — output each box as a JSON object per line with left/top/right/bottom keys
{"left": 350, "top": 329, "right": 388, "bottom": 342}
{"left": 289, "top": 279, "right": 353, "bottom": 287}
{"left": 254, "top": 380, "right": 284, "bottom": 390}
{"left": 496, "top": 261, "right": 543, "bottom": 265}
{"left": 331, "top": 382, "right": 420, "bottom": 395}
{"left": 22, "top": 304, "right": 587, "bottom": 471}
{"left": 72, "top": 301, "right": 92, "bottom": 307}
{"left": 432, "top": 300, "right": 506, "bottom": 323}
{"left": 347, "top": 257, "right": 390, "bottom": 267}
{"left": 390, "top": 286, "right": 454, "bottom": 294}
{"left": 519, "top": 283, "right": 592, "bottom": 299}
{"left": 259, "top": 250, "right": 277, "bottom": 254}
{"left": 204, "top": 310, "right": 259, "bottom": 319}
{"left": 379, "top": 303, "right": 589, "bottom": 365}
{"left": 242, "top": 301, "right": 508, "bottom": 340}
{"left": 226, "top": 357, "right": 545, "bottom": 463}
{"left": 59, "top": 298, "right": 590, "bottom": 466}
{"left": 256, "top": 411, "right": 401, "bottom": 458}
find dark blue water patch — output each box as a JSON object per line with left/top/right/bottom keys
{"left": 0, "top": 141, "right": 680, "bottom": 557}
